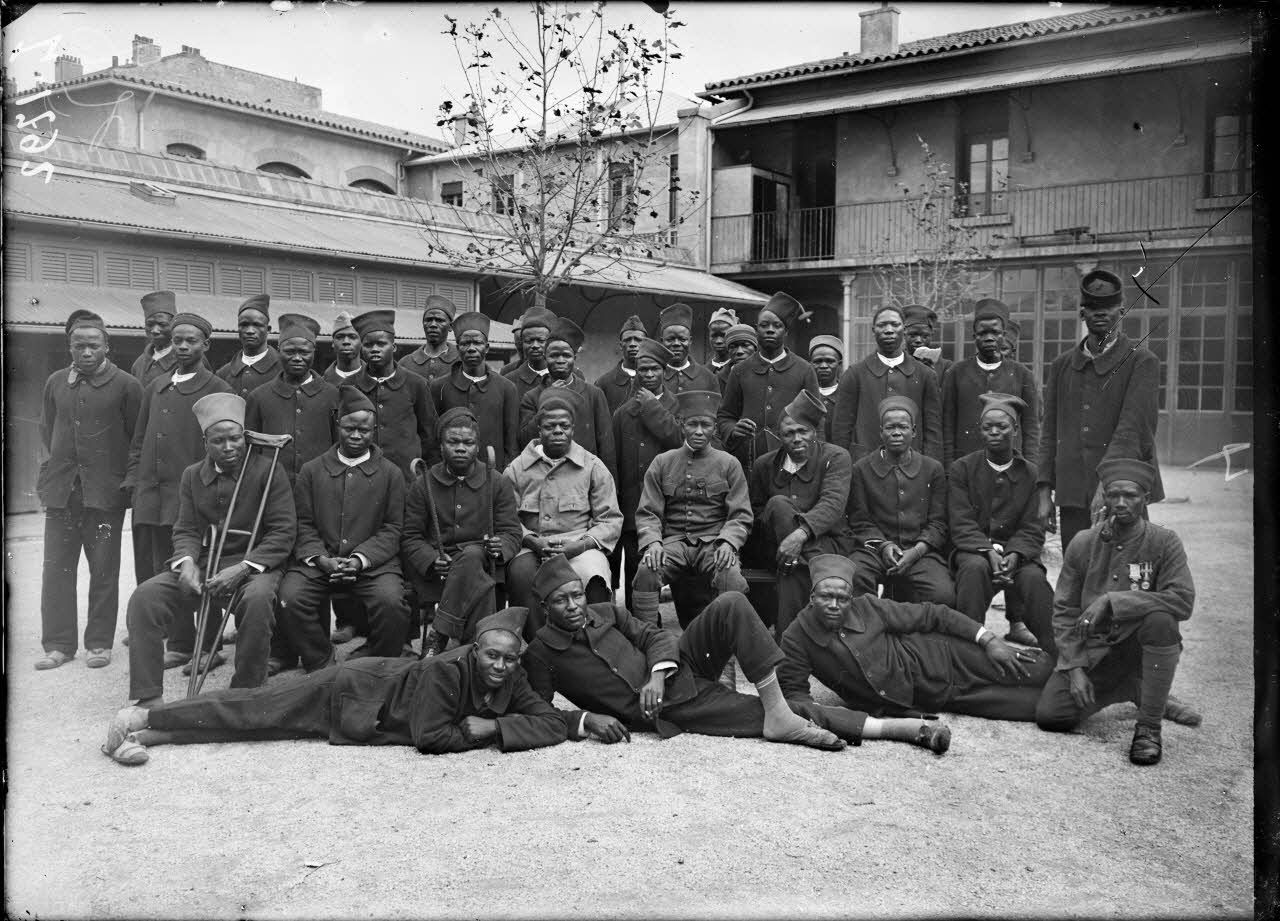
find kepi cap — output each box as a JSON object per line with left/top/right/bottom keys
{"left": 1080, "top": 269, "right": 1123, "bottom": 309}
{"left": 193, "top": 393, "right": 245, "bottom": 432}
{"left": 902, "top": 304, "right": 937, "bottom": 329}
{"left": 675, "top": 389, "right": 719, "bottom": 421}
{"left": 65, "top": 309, "right": 106, "bottom": 336}
{"left": 352, "top": 309, "right": 396, "bottom": 339}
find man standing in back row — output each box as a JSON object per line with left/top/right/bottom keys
{"left": 400, "top": 294, "right": 460, "bottom": 388}
{"left": 217, "top": 294, "right": 281, "bottom": 399}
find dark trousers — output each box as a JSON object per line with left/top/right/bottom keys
{"left": 849, "top": 548, "right": 956, "bottom": 606}
{"left": 279, "top": 571, "right": 408, "bottom": 671}
{"left": 903, "top": 634, "right": 1056, "bottom": 721}
{"left": 127, "top": 569, "right": 281, "bottom": 701}
{"left": 659, "top": 593, "right": 866, "bottom": 743}
{"left": 1035, "top": 611, "right": 1181, "bottom": 730}
{"left": 634, "top": 540, "right": 749, "bottom": 629}
{"left": 40, "top": 488, "right": 125, "bottom": 655}
{"left": 147, "top": 667, "right": 339, "bottom": 744}
{"left": 617, "top": 531, "right": 640, "bottom": 612}
{"left": 1058, "top": 507, "right": 1092, "bottom": 552}
{"left": 132, "top": 523, "right": 212, "bottom": 655}
{"left": 952, "top": 552, "right": 1057, "bottom": 658}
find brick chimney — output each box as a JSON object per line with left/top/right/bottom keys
{"left": 54, "top": 54, "right": 83, "bottom": 82}
{"left": 859, "top": 3, "right": 900, "bottom": 57}
{"left": 132, "top": 35, "right": 161, "bottom": 66}
{"left": 180, "top": 45, "right": 202, "bottom": 57}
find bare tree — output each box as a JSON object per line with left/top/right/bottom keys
{"left": 426, "top": 2, "right": 699, "bottom": 308}
{"left": 871, "top": 136, "right": 1005, "bottom": 319}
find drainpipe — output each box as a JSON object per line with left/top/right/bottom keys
{"left": 706, "top": 91, "right": 754, "bottom": 271}
{"left": 136, "top": 90, "right": 156, "bottom": 150}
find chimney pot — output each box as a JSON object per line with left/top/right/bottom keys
{"left": 859, "top": 4, "right": 900, "bottom": 57}
{"left": 132, "top": 34, "right": 160, "bottom": 66}
{"left": 54, "top": 53, "right": 84, "bottom": 83}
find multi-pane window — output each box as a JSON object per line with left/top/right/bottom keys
{"left": 166, "top": 143, "right": 205, "bottom": 160}
{"left": 608, "top": 162, "right": 634, "bottom": 229}
{"left": 441, "top": 181, "right": 464, "bottom": 207}
{"left": 219, "top": 264, "right": 266, "bottom": 297}
{"left": 1235, "top": 259, "right": 1252, "bottom": 412}
{"left": 1040, "top": 316, "right": 1081, "bottom": 389}
{"left": 962, "top": 135, "right": 1009, "bottom": 216}
{"left": 491, "top": 175, "right": 515, "bottom": 216}
{"left": 1175, "top": 256, "right": 1231, "bottom": 412}
{"left": 1207, "top": 113, "right": 1252, "bottom": 197}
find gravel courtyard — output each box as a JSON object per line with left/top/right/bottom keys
{"left": 4, "top": 468, "right": 1254, "bottom": 919}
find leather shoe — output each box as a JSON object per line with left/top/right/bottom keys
{"left": 35, "top": 650, "right": 73, "bottom": 670}
{"left": 331, "top": 625, "right": 357, "bottom": 645}
{"left": 1129, "top": 724, "right": 1163, "bottom": 765}
{"left": 915, "top": 723, "right": 951, "bottom": 755}
{"left": 181, "top": 651, "right": 226, "bottom": 676}
{"left": 163, "top": 650, "right": 193, "bottom": 669}
{"left": 1164, "top": 695, "right": 1202, "bottom": 727}
{"left": 86, "top": 648, "right": 112, "bottom": 668}
{"left": 1004, "top": 622, "right": 1040, "bottom": 647}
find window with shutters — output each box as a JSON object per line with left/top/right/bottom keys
{"left": 434, "top": 283, "right": 470, "bottom": 311}
{"left": 163, "top": 259, "right": 215, "bottom": 293}
{"left": 319, "top": 274, "right": 355, "bottom": 304}
{"left": 5, "top": 243, "right": 30, "bottom": 282}
{"left": 219, "top": 263, "right": 266, "bottom": 297}
{"left": 40, "top": 248, "right": 97, "bottom": 285}
{"left": 359, "top": 276, "right": 397, "bottom": 306}
{"left": 104, "top": 253, "right": 158, "bottom": 289}
{"left": 269, "top": 268, "right": 313, "bottom": 300}
{"left": 441, "top": 181, "right": 463, "bottom": 207}
{"left": 400, "top": 281, "right": 434, "bottom": 309}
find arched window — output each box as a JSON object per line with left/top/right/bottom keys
{"left": 257, "top": 161, "right": 311, "bottom": 180}
{"left": 166, "top": 142, "right": 205, "bottom": 160}
{"left": 349, "top": 178, "right": 395, "bottom": 195}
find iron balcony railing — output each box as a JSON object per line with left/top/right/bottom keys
{"left": 711, "top": 171, "right": 1253, "bottom": 267}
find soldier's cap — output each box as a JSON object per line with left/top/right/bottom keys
{"left": 170, "top": 312, "right": 213, "bottom": 339}
{"left": 1080, "top": 269, "right": 1124, "bottom": 309}
{"left": 332, "top": 310, "right": 356, "bottom": 335}
{"left": 65, "top": 309, "right": 107, "bottom": 337}
{"left": 533, "top": 554, "right": 581, "bottom": 601}
{"left": 872, "top": 304, "right": 906, "bottom": 324}
{"left": 238, "top": 293, "right": 270, "bottom": 319}
{"left": 437, "top": 405, "right": 480, "bottom": 439}
{"left": 140, "top": 290, "right": 177, "bottom": 320}
{"left": 520, "top": 306, "right": 557, "bottom": 333}
{"left": 781, "top": 390, "right": 827, "bottom": 431}
{"left": 973, "top": 298, "right": 1010, "bottom": 326}
{"left": 422, "top": 294, "right": 456, "bottom": 321}
{"left": 536, "top": 391, "right": 578, "bottom": 421}
{"left": 548, "top": 316, "right": 585, "bottom": 352}
{"left": 635, "top": 337, "right": 673, "bottom": 367}
{"left": 725, "top": 324, "right": 758, "bottom": 348}
{"left": 1097, "top": 457, "right": 1156, "bottom": 492}
{"left": 621, "top": 314, "right": 648, "bottom": 336}
{"left": 902, "top": 304, "right": 937, "bottom": 329}
{"left": 658, "top": 302, "right": 694, "bottom": 333}
{"left": 474, "top": 606, "right": 528, "bottom": 643}
{"left": 351, "top": 309, "right": 397, "bottom": 340}
{"left": 761, "top": 291, "right": 813, "bottom": 327}
{"left": 978, "top": 391, "right": 1027, "bottom": 425}
{"left": 277, "top": 313, "right": 320, "bottom": 344}
{"left": 337, "top": 385, "right": 376, "bottom": 419}
{"left": 193, "top": 393, "right": 245, "bottom": 432}
{"left": 675, "top": 389, "right": 719, "bottom": 421}
{"left": 878, "top": 394, "right": 918, "bottom": 425}
{"left": 808, "top": 334, "right": 844, "bottom": 360}
{"left": 452, "top": 311, "right": 491, "bottom": 340}
{"left": 708, "top": 307, "right": 738, "bottom": 328}
{"left": 809, "top": 554, "right": 856, "bottom": 590}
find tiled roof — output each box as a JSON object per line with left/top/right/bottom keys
{"left": 703, "top": 5, "right": 1189, "bottom": 93}
{"left": 12, "top": 69, "right": 450, "bottom": 152}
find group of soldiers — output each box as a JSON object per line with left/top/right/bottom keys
{"left": 31, "top": 277, "right": 1200, "bottom": 770}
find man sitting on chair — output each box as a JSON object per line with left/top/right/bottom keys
{"left": 276, "top": 386, "right": 410, "bottom": 673}
{"left": 102, "top": 608, "right": 566, "bottom": 765}
{"left": 405, "top": 407, "right": 522, "bottom": 654}
{"left": 124, "top": 393, "right": 295, "bottom": 706}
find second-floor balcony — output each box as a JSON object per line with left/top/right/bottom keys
{"left": 710, "top": 171, "right": 1253, "bottom": 270}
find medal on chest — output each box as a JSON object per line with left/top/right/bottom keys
{"left": 1128, "top": 563, "right": 1141, "bottom": 590}
{"left": 1138, "top": 561, "right": 1153, "bottom": 590}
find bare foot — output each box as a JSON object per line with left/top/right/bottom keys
{"left": 763, "top": 711, "right": 845, "bottom": 751}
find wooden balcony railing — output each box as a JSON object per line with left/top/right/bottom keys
{"left": 711, "top": 172, "right": 1253, "bottom": 267}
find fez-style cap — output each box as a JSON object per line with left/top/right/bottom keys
{"left": 658, "top": 302, "right": 693, "bottom": 332}
{"left": 1081, "top": 269, "right": 1123, "bottom": 309}
{"left": 193, "top": 393, "right": 245, "bottom": 432}
{"left": 676, "top": 389, "right": 719, "bottom": 421}
{"left": 1097, "top": 458, "right": 1156, "bottom": 492}
{"left": 452, "top": 311, "right": 491, "bottom": 339}
{"left": 635, "top": 337, "right": 673, "bottom": 367}
{"left": 761, "top": 291, "right": 812, "bottom": 327}
{"left": 781, "top": 390, "right": 827, "bottom": 431}
{"left": 171, "top": 312, "right": 212, "bottom": 339}
{"left": 878, "top": 394, "right": 918, "bottom": 424}
{"left": 337, "top": 385, "right": 376, "bottom": 418}
{"left": 708, "top": 307, "right": 738, "bottom": 328}
{"left": 277, "top": 313, "right": 320, "bottom": 344}
{"left": 475, "top": 606, "right": 528, "bottom": 641}
{"left": 332, "top": 310, "right": 356, "bottom": 334}
{"left": 422, "top": 294, "right": 456, "bottom": 321}
{"left": 973, "top": 298, "right": 1010, "bottom": 325}
{"left": 808, "top": 334, "right": 844, "bottom": 359}
{"left": 902, "top": 304, "right": 937, "bottom": 329}
{"left": 548, "top": 317, "right": 585, "bottom": 351}
{"left": 725, "top": 324, "right": 758, "bottom": 348}
{"left": 521, "top": 306, "right": 557, "bottom": 333}
{"left": 437, "top": 405, "right": 479, "bottom": 439}
{"left": 621, "top": 315, "right": 647, "bottom": 335}
{"left": 65, "top": 309, "right": 106, "bottom": 336}
{"left": 238, "top": 294, "right": 270, "bottom": 319}
{"left": 978, "top": 391, "right": 1028, "bottom": 424}
{"left": 140, "top": 290, "right": 176, "bottom": 320}
{"left": 533, "top": 554, "right": 581, "bottom": 601}
{"left": 809, "top": 553, "right": 856, "bottom": 589}
{"left": 537, "top": 391, "right": 578, "bottom": 421}
{"left": 352, "top": 309, "right": 396, "bottom": 339}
